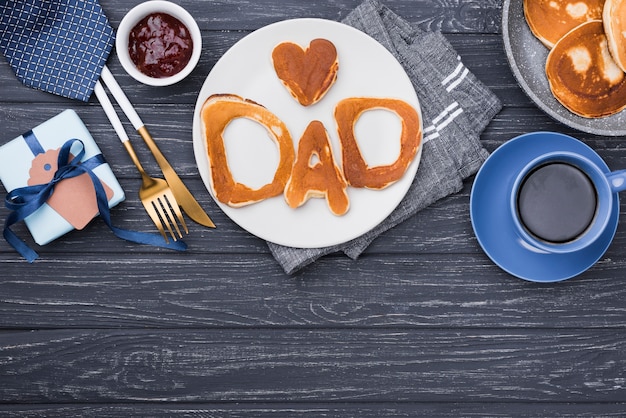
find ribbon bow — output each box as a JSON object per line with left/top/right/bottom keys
{"left": 3, "top": 138, "right": 187, "bottom": 262}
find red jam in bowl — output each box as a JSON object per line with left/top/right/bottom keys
{"left": 128, "top": 12, "right": 193, "bottom": 79}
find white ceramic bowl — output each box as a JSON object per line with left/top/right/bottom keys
{"left": 116, "top": 0, "right": 201, "bottom": 86}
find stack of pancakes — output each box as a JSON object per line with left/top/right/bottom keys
{"left": 524, "top": 0, "right": 626, "bottom": 118}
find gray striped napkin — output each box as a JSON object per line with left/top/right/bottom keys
{"left": 268, "top": 0, "right": 502, "bottom": 274}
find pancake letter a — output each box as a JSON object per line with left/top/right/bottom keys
{"left": 285, "top": 120, "right": 349, "bottom": 216}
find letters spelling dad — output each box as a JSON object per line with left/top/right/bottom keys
{"left": 199, "top": 39, "right": 422, "bottom": 216}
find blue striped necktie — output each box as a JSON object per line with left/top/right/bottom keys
{"left": 0, "top": 0, "right": 114, "bottom": 102}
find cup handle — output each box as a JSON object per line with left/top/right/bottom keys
{"left": 606, "top": 170, "right": 626, "bottom": 192}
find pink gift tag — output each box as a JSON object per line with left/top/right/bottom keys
{"left": 27, "top": 148, "right": 114, "bottom": 230}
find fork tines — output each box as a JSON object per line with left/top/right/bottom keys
{"left": 147, "top": 190, "right": 188, "bottom": 242}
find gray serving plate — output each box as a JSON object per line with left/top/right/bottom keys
{"left": 502, "top": 0, "right": 626, "bottom": 136}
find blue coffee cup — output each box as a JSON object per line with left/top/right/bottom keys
{"left": 510, "top": 151, "right": 626, "bottom": 254}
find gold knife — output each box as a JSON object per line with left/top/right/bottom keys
{"left": 100, "top": 65, "right": 215, "bottom": 228}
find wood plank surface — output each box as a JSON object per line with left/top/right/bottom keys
{"left": 1, "top": 329, "right": 625, "bottom": 402}
{"left": 1, "top": 252, "right": 626, "bottom": 328}
{"left": 1, "top": 0, "right": 625, "bottom": 416}
{"left": 1, "top": 404, "right": 625, "bottom": 417}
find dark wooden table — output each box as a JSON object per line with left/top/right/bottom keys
{"left": 1, "top": 1, "right": 625, "bottom": 416}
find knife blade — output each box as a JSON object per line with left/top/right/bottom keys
{"left": 100, "top": 66, "right": 215, "bottom": 228}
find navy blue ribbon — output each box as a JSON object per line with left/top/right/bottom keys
{"left": 23, "top": 130, "right": 45, "bottom": 155}
{"left": 3, "top": 137, "right": 187, "bottom": 262}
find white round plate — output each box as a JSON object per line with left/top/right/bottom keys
{"left": 193, "top": 18, "right": 422, "bottom": 248}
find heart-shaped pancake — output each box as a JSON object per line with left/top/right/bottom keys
{"left": 272, "top": 38, "right": 338, "bottom": 106}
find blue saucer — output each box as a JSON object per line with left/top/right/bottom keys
{"left": 470, "top": 132, "right": 619, "bottom": 282}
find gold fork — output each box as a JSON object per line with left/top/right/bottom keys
{"left": 94, "top": 81, "right": 188, "bottom": 242}
{"left": 100, "top": 66, "right": 215, "bottom": 228}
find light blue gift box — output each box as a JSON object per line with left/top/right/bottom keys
{"left": 0, "top": 109, "right": 125, "bottom": 245}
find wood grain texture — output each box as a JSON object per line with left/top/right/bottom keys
{"left": 0, "top": 248, "right": 626, "bottom": 328}
{"left": 1, "top": 329, "right": 625, "bottom": 402}
{"left": 1, "top": 0, "right": 625, "bottom": 415}
{"left": 2, "top": 404, "right": 626, "bottom": 417}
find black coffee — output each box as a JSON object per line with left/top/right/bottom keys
{"left": 517, "top": 162, "right": 597, "bottom": 243}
